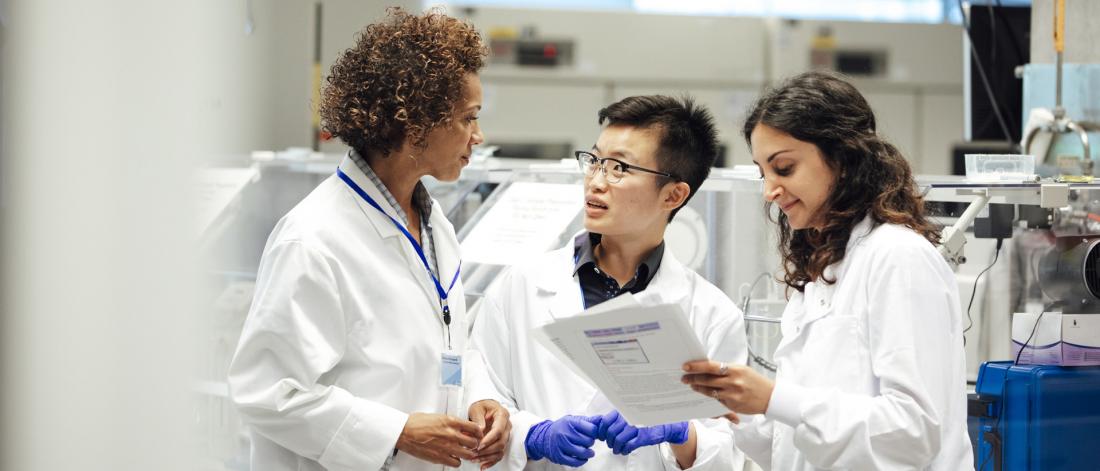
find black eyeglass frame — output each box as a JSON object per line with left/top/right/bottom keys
{"left": 573, "top": 150, "right": 680, "bottom": 182}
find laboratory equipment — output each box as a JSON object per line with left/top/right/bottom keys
{"left": 1019, "top": 0, "right": 1100, "bottom": 179}
{"left": 664, "top": 205, "right": 709, "bottom": 272}
{"left": 964, "top": 154, "right": 1036, "bottom": 182}
{"left": 1009, "top": 235, "right": 1100, "bottom": 366}
{"left": 924, "top": 177, "right": 1100, "bottom": 465}
{"left": 1036, "top": 236, "right": 1100, "bottom": 312}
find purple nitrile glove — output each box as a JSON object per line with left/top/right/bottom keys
{"left": 621, "top": 422, "right": 689, "bottom": 455}
{"left": 525, "top": 415, "right": 603, "bottom": 467}
{"left": 598, "top": 410, "right": 689, "bottom": 455}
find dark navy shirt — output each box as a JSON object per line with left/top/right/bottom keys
{"left": 572, "top": 232, "right": 664, "bottom": 309}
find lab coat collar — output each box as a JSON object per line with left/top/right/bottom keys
{"left": 337, "top": 155, "right": 404, "bottom": 241}
{"left": 541, "top": 242, "right": 584, "bottom": 320}
{"left": 631, "top": 247, "right": 692, "bottom": 312}
{"left": 534, "top": 231, "right": 585, "bottom": 294}
{"left": 537, "top": 234, "right": 692, "bottom": 320}
{"left": 781, "top": 214, "right": 877, "bottom": 339}
{"left": 821, "top": 214, "right": 875, "bottom": 283}
{"left": 338, "top": 155, "right": 462, "bottom": 307}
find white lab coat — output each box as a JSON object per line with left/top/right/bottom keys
{"left": 733, "top": 217, "right": 974, "bottom": 470}
{"left": 228, "top": 156, "right": 468, "bottom": 471}
{"left": 464, "top": 239, "right": 747, "bottom": 470}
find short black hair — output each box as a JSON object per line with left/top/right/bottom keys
{"left": 597, "top": 95, "right": 719, "bottom": 221}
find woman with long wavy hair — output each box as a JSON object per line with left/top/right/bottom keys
{"left": 682, "top": 71, "right": 974, "bottom": 470}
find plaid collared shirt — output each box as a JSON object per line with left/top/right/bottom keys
{"left": 349, "top": 149, "right": 438, "bottom": 276}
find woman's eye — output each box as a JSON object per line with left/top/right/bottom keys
{"left": 775, "top": 166, "right": 793, "bottom": 176}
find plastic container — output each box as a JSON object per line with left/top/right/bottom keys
{"left": 965, "top": 154, "right": 1036, "bottom": 182}
{"left": 971, "top": 361, "right": 1100, "bottom": 470}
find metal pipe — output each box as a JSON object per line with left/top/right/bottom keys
{"left": 1068, "top": 121, "right": 1091, "bottom": 165}
{"left": 744, "top": 315, "right": 782, "bottom": 325}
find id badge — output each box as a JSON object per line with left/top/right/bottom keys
{"left": 440, "top": 351, "right": 462, "bottom": 388}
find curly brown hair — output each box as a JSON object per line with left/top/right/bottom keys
{"left": 742, "top": 71, "right": 941, "bottom": 293}
{"left": 319, "top": 7, "right": 487, "bottom": 157}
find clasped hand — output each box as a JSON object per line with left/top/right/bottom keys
{"left": 396, "top": 400, "right": 511, "bottom": 469}
{"left": 525, "top": 411, "right": 688, "bottom": 467}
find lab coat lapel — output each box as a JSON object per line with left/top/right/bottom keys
{"left": 535, "top": 245, "right": 585, "bottom": 321}
{"left": 795, "top": 216, "right": 873, "bottom": 329}
{"left": 428, "top": 201, "right": 462, "bottom": 304}
{"left": 539, "top": 241, "right": 692, "bottom": 320}
{"left": 632, "top": 248, "right": 692, "bottom": 314}
{"left": 337, "top": 156, "right": 438, "bottom": 305}
{"left": 533, "top": 244, "right": 604, "bottom": 411}
{"left": 775, "top": 216, "right": 875, "bottom": 352}
{"left": 338, "top": 157, "right": 404, "bottom": 242}
{"left": 547, "top": 284, "right": 584, "bottom": 321}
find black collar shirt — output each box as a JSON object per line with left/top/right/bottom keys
{"left": 572, "top": 232, "right": 664, "bottom": 309}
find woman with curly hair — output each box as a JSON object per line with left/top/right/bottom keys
{"left": 229, "top": 8, "right": 510, "bottom": 471}
{"left": 682, "top": 71, "right": 974, "bottom": 470}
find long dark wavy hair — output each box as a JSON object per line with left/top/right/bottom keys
{"left": 743, "top": 71, "right": 941, "bottom": 292}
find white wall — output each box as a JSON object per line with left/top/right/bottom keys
{"left": 0, "top": 1, "right": 269, "bottom": 469}
{"left": 188, "top": 0, "right": 421, "bottom": 159}
{"left": 260, "top": 5, "right": 968, "bottom": 175}
{"left": 313, "top": 0, "right": 422, "bottom": 154}
{"left": 459, "top": 8, "right": 965, "bottom": 174}
{"left": 769, "top": 19, "right": 965, "bottom": 175}
{"left": 1030, "top": 0, "right": 1100, "bottom": 64}
{"left": 466, "top": 7, "right": 768, "bottom": 166}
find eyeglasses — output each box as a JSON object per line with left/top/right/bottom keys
{"left": 574, "top": 150, "right": 678, "bottom": 184}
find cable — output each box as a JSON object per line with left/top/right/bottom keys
{"left": 741, "top": 273, "right": 770, "bottom": 312}
{"left": 986, "top": 2, "right": 997, "bottom": 82}
{"left": 992, "top": 0, "right": 1028, "bottom": 73}
{"left": 990, "top": 0, "right": 1027, "bottom": 140}
{"left": 741, "top": 273, "right": 778, "bottom": 373}
{"left": 1014, "top": 304, "right": 1059, "bottom": 366}
{"left": 964, "top": 238, "right": 1004, "bottom": 343}
{"left": 958, "top": 0, "right": 1016, "bottom": 146}
{"left": 979, "top": 303, "right": 1058, "bottom": 471}
{"left": 977, "top": 308, "right": 1042, "bottom": 471}
{"left": 974, "top": 0, "right": 1020, "bottom": 142}
{"left": 746, "top": 337, "right": 778, "bottom": 372}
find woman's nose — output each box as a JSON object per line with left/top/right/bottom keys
{"left": 763, "top": 180, "right": 782, "bottom": 202}
{"left": 471, "top": 122, "right": 484, "bottom": 145}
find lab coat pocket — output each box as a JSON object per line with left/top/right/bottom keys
{"left": 798, "top": 313, "right": 863, "bottom": 389}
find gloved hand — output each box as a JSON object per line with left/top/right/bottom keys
{"left": 598, "top": 410, "right": 689, "bottom": 455}
{"left": 525, "top": 415, "right": 603, "bottom": 467}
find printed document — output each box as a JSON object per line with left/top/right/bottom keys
{"left": 533, "top": 294, "right": 728, "bottom": 425}
{"left": 461, "top": 181, "right": 582, "bottom": 266}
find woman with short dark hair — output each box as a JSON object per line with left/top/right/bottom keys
{"left": 683, "top": 71, "right": 973, "bottom": 470}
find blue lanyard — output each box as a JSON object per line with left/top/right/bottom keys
{"left": 337, "top": 168, "right": 461, "bottom": 327}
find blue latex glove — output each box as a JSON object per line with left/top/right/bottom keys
{"left": 525, "top": 415, "right": 603, "bottom": 467}
{"left": 598, "top": 410, "right": 689, "bottom": 455}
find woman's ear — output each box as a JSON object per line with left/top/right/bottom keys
{"left": 662, "top": 181, "right": 691, "bottom": 212}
